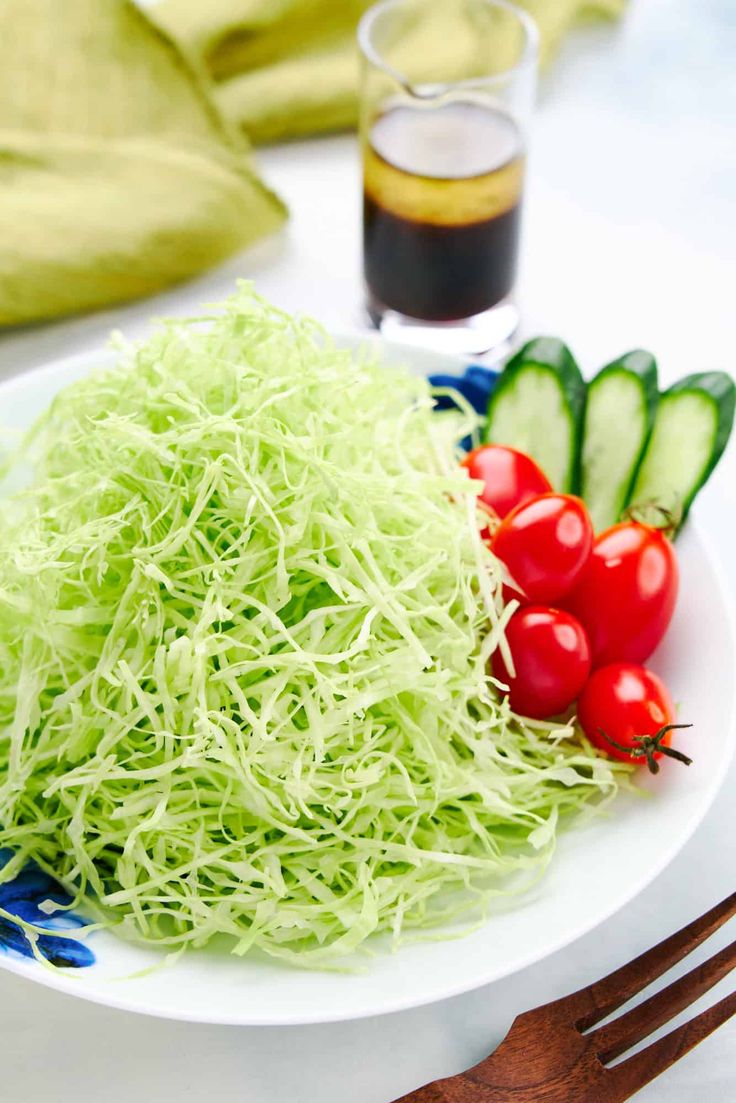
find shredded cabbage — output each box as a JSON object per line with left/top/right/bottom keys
{"left": 0, "top": 287, "right": 625, "bottom": 966}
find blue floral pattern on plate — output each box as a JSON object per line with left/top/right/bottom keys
{"left": 0, "top": 851, "right": 94, "bottom": 968}
{"left": 429, "top": 363, "right": 499, "bottom": 416}
{"left": 429, "top": 364, "right": 499, "bottom": 451}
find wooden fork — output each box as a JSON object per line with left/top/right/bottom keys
{"left": 395, "top": 891, "right": 736, "bottom": 1102}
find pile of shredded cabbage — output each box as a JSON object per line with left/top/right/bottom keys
{"left": 0, "top": 288, "right": 624, "bottom": 966}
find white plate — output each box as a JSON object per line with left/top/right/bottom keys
{"left": 0, "top": 339, "right": 733, "bottom": 1025}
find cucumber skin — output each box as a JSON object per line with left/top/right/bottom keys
{"left": 661, "top": 371, "right": 736, "bottom": 520}
{"left": 582, "top": 349, "right": 659, "bottom": 524}
{"left": 485, "top": 337, "right": 585, "bottom": 492}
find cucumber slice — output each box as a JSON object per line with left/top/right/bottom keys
{"left": 581, "top": 350, "right": 659, "bottom": 531}
{"left": 628, "top": 371, "right": 735, "bottom": 527}
{"left": 484, "top": 337, "right": 585, "bottom": 491}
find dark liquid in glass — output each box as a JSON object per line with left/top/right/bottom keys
{"left": 363, "top": 101, "right": 524, "bottom": 322}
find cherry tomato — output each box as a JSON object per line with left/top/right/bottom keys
{"left": 492, "top": 606, "right": 592, "bottom": 720}
{"left": 577, "top": 662, "right": 690, "bottom": 772}
{"left": 491, "top": 493, "right": 593, "bottom": 604}
{"left": 564, "top": 522, "right": 678, "bottom": 667}
{"left": 462, "top": 445, "right": 552, "bottom": 520}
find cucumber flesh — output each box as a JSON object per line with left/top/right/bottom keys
{"left": 628, "top": 371, "right": 736, "bottom": 527}
{"left": 582, "top": 374, "right": 650, "bottom": 530}
{"left": 629, "top": 391, "right": 721, "bottom": 522}
{"left": 485, "top": 364, "right": 576, "bottom": 491}
{"left": 580, "top": 351, "right": 658, "bottom": 531}
{"left": 485, "top": 338, "right": 585, "bottom": 492}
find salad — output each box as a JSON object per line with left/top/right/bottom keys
{"left": 455, "top": 336, "right": 733, "bottom": 771}
{"left": 0, "top": 290, "right": 730, "bottom": 968}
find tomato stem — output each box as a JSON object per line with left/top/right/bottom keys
{"left": 597, "top": 723, "right": 693, "bottom": 775}
{"left": 622, "top": 499, "right": 683, "bottom": 539}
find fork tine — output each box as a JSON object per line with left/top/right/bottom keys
{"left": 610, "top": 988, "right": 736, "bottom": 1096}
{"left": 574, "top": 890, "right": 736, "bottom": 1031}
{"left": 592, "top": 935, "right": 736, "bottom": 1063}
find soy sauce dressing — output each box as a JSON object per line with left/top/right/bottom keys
{"left": 363, "top": 101, "right": 524, "bottom": 321}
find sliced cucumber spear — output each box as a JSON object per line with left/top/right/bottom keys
{"left": 580, "top": 350, "right": 659, "bottom": 531}
{"left": 484, "top": 337, "right": 585, "bottom": 492}
{"left": 627, "top": 371, "right": 735, "bottom": 528}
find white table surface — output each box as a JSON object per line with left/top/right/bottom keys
{"left": 1, "top": 1, "right": 734, "bottom": 1099}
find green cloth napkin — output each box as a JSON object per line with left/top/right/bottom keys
{"left": 158, "top": 0, "right": 626, "bottom": 144}
{"left": 0, "top": 0, "right": 625, "bottom": 327}
{"left": 0, "top": 0, "right": 286, "bottom": 326}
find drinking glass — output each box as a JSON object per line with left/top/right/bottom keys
{"left": 358, "top": 0, "right": 538, "bottom": 356}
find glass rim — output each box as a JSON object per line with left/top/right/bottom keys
{"left": 357, "top": 0, "right": 539, "bottom": 90}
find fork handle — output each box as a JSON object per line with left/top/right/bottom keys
{"left": 393, "top": 1085, "right": 448, "bottom": 1102}
{"left": 394, "top": 1074, "right": 519, "bottom": 1102}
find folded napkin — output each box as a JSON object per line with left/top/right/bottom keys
{"left": 0, "top": 0, "right": 624, "bottom": 327}
{"left": 158, "top": 0, "right": 626, "bottom": 144}
{"left": 0, "top": 0, "right": 286, "bottom": 326}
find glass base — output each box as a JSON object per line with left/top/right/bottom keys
{"left": 366, "top": 299, "right": 519, "bottom": 361}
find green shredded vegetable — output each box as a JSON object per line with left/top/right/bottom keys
{"left": 0, "top": 287, "right": 626, "bottom": 966}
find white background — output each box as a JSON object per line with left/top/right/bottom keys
{"left": 0, "top": 0, "right": 734, "bottom": 1098}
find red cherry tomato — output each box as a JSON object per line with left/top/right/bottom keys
{"left": 491, "top": 493, "right": 593, "bottom": 604}
{"left": 564, "top": 522, "right": 678, "bottom": 667}
{"left": 492, "top": 606, "right": 592, "bottom": 720}
{"left": 577, "top": 662, "right": 690, "bottom": 772}
{"left": 462, "top": 445, "right": 552, "bottom": 520}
